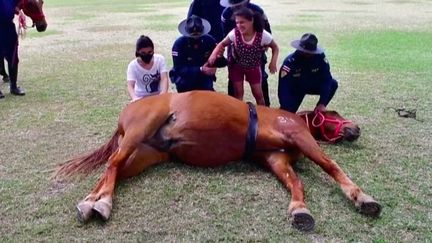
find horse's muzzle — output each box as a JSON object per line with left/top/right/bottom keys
{"left": 343, "top": 126, "right": 360, "bottom": 142}
{"left": 35, "top": 20, "right": 47, "bottom": 32}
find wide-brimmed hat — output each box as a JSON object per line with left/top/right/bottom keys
{"left": 220, "top": 0, "right": 249, "bottom": 7}
{"left": 178, "top": 15, "right": 211, "bottom": 38}
{"left": 290, "top": 33, "right": 324, "bottom": 54}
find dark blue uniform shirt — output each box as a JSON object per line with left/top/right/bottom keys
{"left": 170, "top": 34, "right": 217, "bottom": 92}
{"left": 187, "top": 0, "right": 225, "bottom": 42}
{"left": 278, "top": 50, "right": 338, "bottom": 112}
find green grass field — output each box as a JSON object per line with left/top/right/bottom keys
{"left": 0, "top": 0, "right": 431, "bottom": 241}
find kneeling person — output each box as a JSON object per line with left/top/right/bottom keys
{"left": 127, "top": 35, "right": 169, "bottom": 102}
{"left": 278, "top": 33, "right": 338, "bottom": 113}
{"left": 170, "top": 15, "right": 218, "bottom": 92}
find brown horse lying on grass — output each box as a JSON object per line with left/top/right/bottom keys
{"left": 55, "top": 91, "right": 379, "bottom": 231}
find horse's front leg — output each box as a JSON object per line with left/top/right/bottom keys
{"left": 257, "top": 152, "right": 315, "bottom": 232}
{"left": 293, "top": 133, "right": 382, "bottom": 217}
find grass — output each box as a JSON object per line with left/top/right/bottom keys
{"left": 1, "top": 0, "right": 432, "bottom": 241}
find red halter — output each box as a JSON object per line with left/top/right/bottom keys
{"left": 303, "top": 112, "right": 353, "bottom": 143}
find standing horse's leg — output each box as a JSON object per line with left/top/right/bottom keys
{"left": 259, "top": 152, "right": 315, "bottom": 231}
{"left": 291, "top": 131, "right": 382, "bottom": 217}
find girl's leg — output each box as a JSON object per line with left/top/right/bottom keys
{"left": 228, "top": 64, "right": 245, "bottom": 101}
{"left": 233, "top": 81, "right": 244, "bottom": 101}
{"left": 251, "top": 83, "right": 265, "bottom": 105}
{"left": 247, "top": 66, "right": 265, "bottom": 105}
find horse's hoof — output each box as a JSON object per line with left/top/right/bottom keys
{"left": 360, "top": 201, "right": 382, "bottom": 217}
{"left": 93, "top": 200, "right": 112, "bottom": 221}
{"left": 291, "top": 208, "right": 315, "bottom": 232}
{"left": 76, "top": 201, "right": 94, "bottom": 223}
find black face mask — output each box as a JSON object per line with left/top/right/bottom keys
{"left": 137, "top": 53, "right": 153, "bottom": 64}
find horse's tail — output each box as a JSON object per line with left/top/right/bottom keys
{"left": 53, "top": 128, "right": 121, "bottom": 180}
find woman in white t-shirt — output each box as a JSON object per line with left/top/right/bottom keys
{"left": 127, "top": 35, "right": 169, "bottom": 101}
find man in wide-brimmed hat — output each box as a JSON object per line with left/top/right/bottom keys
{"left": 278, "top": 33, "right": 339, "bottom": 113}
{"left": 220, "top": 0, "right": 273, "bottom": 106}
{"left": 170, "top": 15, "right": 219, "bottom": 92}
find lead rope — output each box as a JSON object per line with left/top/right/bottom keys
{"left": 18, "top": 9, "right": 28, "bottom": 38}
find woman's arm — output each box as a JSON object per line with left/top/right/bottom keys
{"left": 127, "top": 80, "right": 138, "bottom": 101}
{"left": 159, "top": 72, "right": 169, "bottom": 94}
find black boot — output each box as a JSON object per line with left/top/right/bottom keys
{"left": 10, "top": 86, "right": 25, "bottom": 96}
{"left": 8, "top": 64, "right": 25, "bottom": 96}
{"left": 0, "top": 90, "right": 4, "bottom": 99}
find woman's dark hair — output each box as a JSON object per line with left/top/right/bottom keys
{"left": 233, "top": 7, "right": 264, "bottom": 33}
{"left": 135, "top": 35, "right": 154, "bottom": 54}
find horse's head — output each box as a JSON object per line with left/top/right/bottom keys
{"left": 18, "top": 0, "right": 47, "bottom": 32}
{"left": 297, "top": 110, "right": 361, "bottom": 143}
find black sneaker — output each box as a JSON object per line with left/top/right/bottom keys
{"left": 0, "top": 90, "right": 4, "bottom": 99}
{"left": 10, "top": 87, "right": 25, "bottom": 96}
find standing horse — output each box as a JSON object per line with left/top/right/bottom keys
{"left": 0, "top": 0, "right": 47, "bottom": 98}
{"left": 55, "top": 91, "right": 381, "bottom": 231}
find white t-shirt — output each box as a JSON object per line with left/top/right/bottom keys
{"left": 126, "top": 54, "right": 168, "bottom": 99}
{"left": 227, "top": 29, "right": 273, "bottom": 46}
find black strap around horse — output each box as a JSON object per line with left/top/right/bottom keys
{"left": 243, "top": 102, "right": 258, "bottom": 160}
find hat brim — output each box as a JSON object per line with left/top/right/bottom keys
{"left": 290, "top": 40, "right": 324, "bottom": 54}
{"left": 220, "top": 0, "right": 249, "bottom": 7}
{"left": 178, "top": 18, "right": 211, "bottom": 38}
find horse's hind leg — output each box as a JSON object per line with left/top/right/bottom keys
{"left": 89, "top": 144, "right": 169, "bottom": 221}
{"left": 77, "top": 110, "right": 172, "bottom": 223}
{"left": 293, "top": 132, "right": 382, "bottom": 217}
{"left": 118, "top": 143, "right": 169, "bottom": 179}
{"left": 76, "top": 145, "right": 134, "bottom": 223}
{"left": 259, "top": 152, "right": 315, "bottom": 231}
{"left": 77, "top": 144, "right": 169, "bottom": 222}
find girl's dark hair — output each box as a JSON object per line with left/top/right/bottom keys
{"left": 135, "top": 35, "right": 154, "bottom": 52}
{"left": 233, "top": 7, "right": 264, "bottom": 33}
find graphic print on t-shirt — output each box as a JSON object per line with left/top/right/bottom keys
{"left": 141, "top": 70, "right": 160, "bottom": 93}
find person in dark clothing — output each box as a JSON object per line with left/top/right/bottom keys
{"left": 278, "top": 33, "right": 339, "bottom": 113}
{"left": 187, "top": 0, "right": 225, "bottom": 42}
{"left": 220, "top": 0, "right": 272, "bottom": 106}
{"left": 170, "top": 15, "right": 218, "bottom": 92}
{"left": 0, "top": 0, "right": 25, "bottom": 99}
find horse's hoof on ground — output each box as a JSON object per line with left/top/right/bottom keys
{"left": 76, "top": 201, "right": 94, "bottom": 223}
{"left": 291, "top": 208, "right": 315, "bottom": 232}
{"left": 360, "top": 201, "right": 382, "bottom": 217}
{"left": 93, "top": 200, "right": 112, "bottom": 221}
